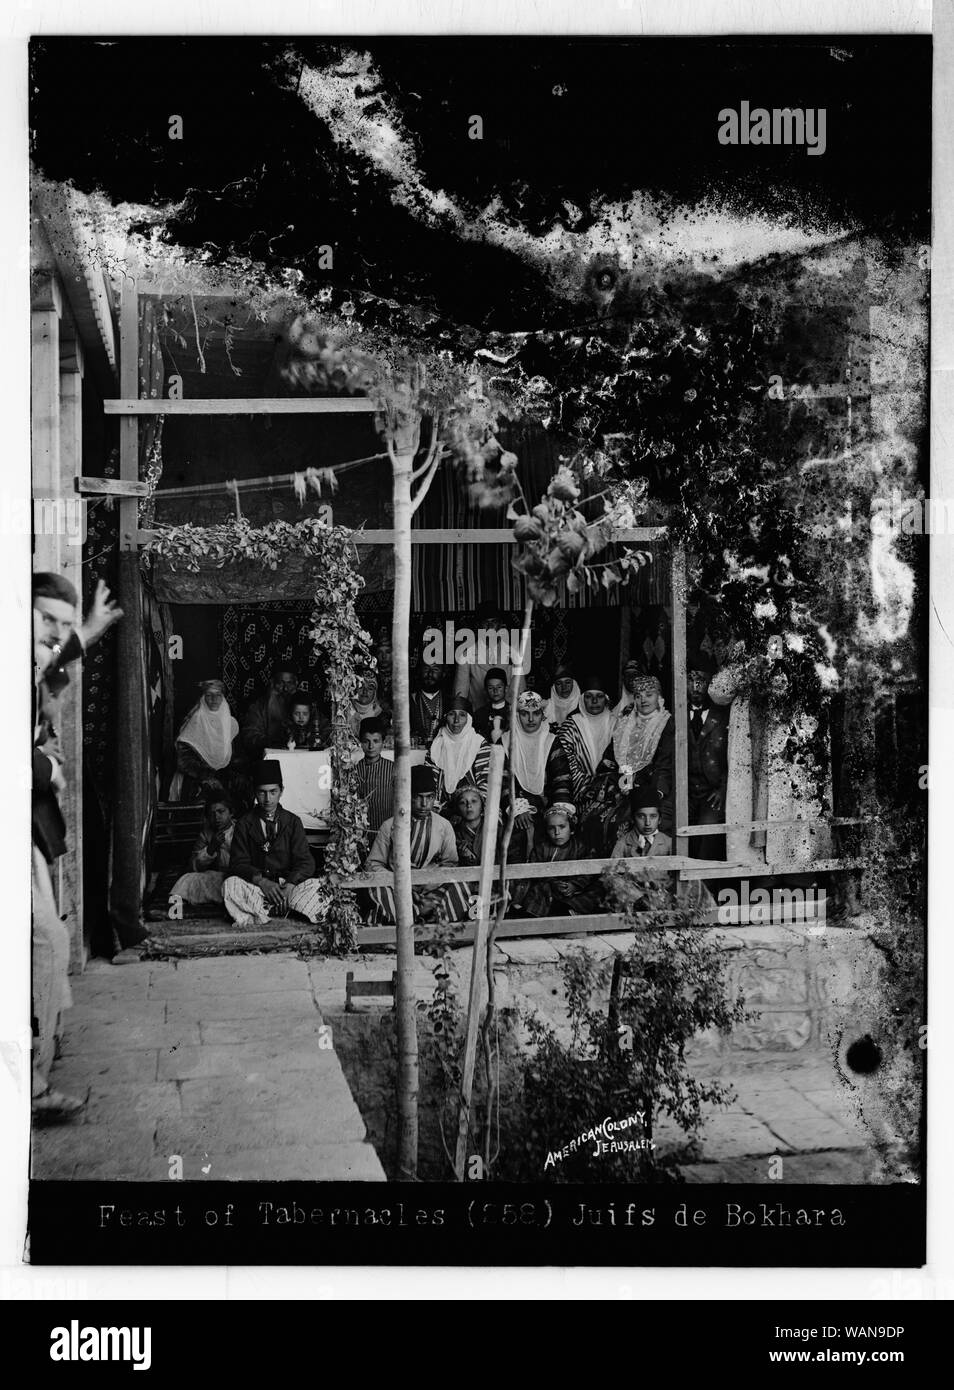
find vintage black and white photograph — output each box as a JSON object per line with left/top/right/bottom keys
{"left": 19, "top": 23, "right": 930, "bottom": 1265}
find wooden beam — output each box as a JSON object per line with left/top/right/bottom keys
{"left": 676, "top": 816, "right": 864, "bottom": 836}
{"left": 104, "top": 397, "right": 380, "bottom": 415}
{"left": 112, "top": 279, "right": 148, "bottom": 948}
{"left": 78, "top": 476, "right": 151, "bottom": 497}
{"left": 340, "top": 853, "right": 716, "bottom": 891}
{"left": 58, "top": 336, "right": 85, "bottom": 969}
{"left": 671, "top": 546, "right": 690, "bottom": 859}
{"left": 679, "top": 856, "right": 862, "bottom": 881}
{"left": 356, "top": 914, "right": 629, "bottom": 947}
{"left": 137, "top": 525, "right": 668, "bottom": 547}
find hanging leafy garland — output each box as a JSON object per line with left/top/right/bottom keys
{"left": 142, "top": 516, "right": 374, "bottom": 952}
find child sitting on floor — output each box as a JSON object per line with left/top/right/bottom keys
{"left": 169, "top": 794, "right": 236, "bottom": 907}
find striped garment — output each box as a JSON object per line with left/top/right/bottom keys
{"left": 366, "top": 813, "right": 472, "bottom": 926}
{"left": 426, "top": 739, "right": 492, "bottom": 811}
{"left": 555, "top": 714, "right": 615, "bottom": 803}
{"left": 222, "top": 875, "right": 332, "bottom": 927}
{"left": 354, "top": 755, "right": 395, "bottom": 834}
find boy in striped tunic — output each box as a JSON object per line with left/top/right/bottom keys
{"left": 354, "top": 716, "right": 394, "bottom": 840}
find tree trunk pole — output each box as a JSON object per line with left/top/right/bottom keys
{"left": 389, "top": 417, "right": 420, "bottom": 1179}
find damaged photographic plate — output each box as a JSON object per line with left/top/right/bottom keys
{"left": 4, "top": 0, "right": 947, "bottom": 1311}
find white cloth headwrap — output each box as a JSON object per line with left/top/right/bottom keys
{"left": 351, "top": 677, "right": 383, "bottom": 731}
{"left": 503, "top": 720, "right": 555, "bottom": 798}
{"left": 177, "top": 697, "right": 236, "bottom": 771}
{"left": 547, "top": 680, "right": 581, "bottom": 725}
{"left": 613, "top": 701, "right": 670, "bottom": 773}
{"left": 570, "top": 707, "right": 616, "bottom": 777}
{"left": 429, "top": 714, "right": 484, "bottom": 794}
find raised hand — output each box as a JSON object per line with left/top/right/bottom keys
{"left": 80, "top": 580, "right": 124, "bottom": 648}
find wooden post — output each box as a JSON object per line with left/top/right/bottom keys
{"left": 112, "top": 280, "right": 148, "bottom": 948}
{"left": 671, "top": 546, "right": 690, "bottom": 860}
{"left": 58, "top": 336, "right": 85, "bottom": 968}
{"left": 454, "top": 743, "right": 505, "bottom": 1179}
{"left": 388, "top": 412, "right": 421, "bottom": 1178}
{"left": 31, "top": 273, "right": 61, "bottom": 570}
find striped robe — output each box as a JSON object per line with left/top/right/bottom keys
{"left": 365, "top": 812, "right": 472, "bottom": 926}
{"left": 426, "top": 738, "right": 492, "bottom": 812}
{"left": 552, "top": 715, "right": 616, "bottom": 803}
{"left": 354, "top": 756, "right": 395, "bottom": 836}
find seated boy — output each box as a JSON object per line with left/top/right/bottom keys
{"left": 612, "top": 799, "right": 670, "bottom": 859}
{"left": 169, "top": 794, "right": 236, "bottom": 906}
{"left": 472, "top": 667, "right": 510, "bottom": 744}
{"left": 365, "top": 764, "right": 471, "bottom": 925}
{"left": 612, "top": 793, "right": 715, "bottom": 915}
{"left": 222, "top": 760, "right": 331, "bottom": 927}
{"left": 354, "top": 715, "right": 394, "bottom": 839}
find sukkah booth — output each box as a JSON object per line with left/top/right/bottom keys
{"left": 95, "top": 284, "right": 869, "bottom": 946}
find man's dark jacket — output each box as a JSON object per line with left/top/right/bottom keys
{"left": 687, "top": 702, "right": 729, "bottom": 797}
{"left": 228, "top": 806, "right": 315, "bottom": 884}
{"left": 32, "top": 632, "right": 84, "bottom": 864}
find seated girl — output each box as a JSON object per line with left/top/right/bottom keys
{"left": 169, "top": 795, "right": 236, "bottom": 907}
{"left": 508, "top": 802, "right": 603, "bottom": 919}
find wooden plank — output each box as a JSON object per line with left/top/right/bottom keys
{"left": 679, "top": 856, "right": 863, "bottom": 881}
{"left": 113, "top": 280, "right": 147, "bottom": 947}
{"left": 671, "top": 546, "right": 690, "bottom": 859}
{"left": 78, "top": 475, "right": 150, "bottom": 497}
{"left": 676, "top": 817, "right": 865, "bottom": 836}
{"left": 355, "top": 914, "right": 629, "bottom": 948}
{"left": 104, "top": 397, "right": 380, "bottom": 415}
{"left": 58, "top": 336, "right": 85, "bottom": 968}
{"left": 138, "top": 525, "right": 667, "bottom": 547}
{"left": 340, "top": 853, "right": 709, "bottom": 891}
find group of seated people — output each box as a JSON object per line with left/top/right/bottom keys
{"left": 168, "top": 647, "right": 722, "bottom": 929}
{"left": 169, "top": 662, "right": 391, "bottom": 804}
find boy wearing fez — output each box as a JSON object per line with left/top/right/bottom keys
{"left": 222, "top": 760, "right": 330, "bottom": 927}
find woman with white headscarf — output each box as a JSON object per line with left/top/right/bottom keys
{"left": 348, "top": 671, "right": 391, "bottom": 740}
{"left": 170, "top": 678, "right": 239, "bottom": 803}
{"left": 425, "top": 696, "right": 492, "bottom": 810}
{"left": 502, "top": 689, "right": 559, "bottom": 855}
{"left": 545, "top": 674, "right": 622, "bottom": 851}
{"left": 543, "top": 665, "right": 581, "bottom": 727}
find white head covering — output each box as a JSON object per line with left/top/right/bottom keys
{"left": 613, "top": 676, "right": 670, "bottom": 772}
{"left": 503, "top": 708, "right": 556, "bottom": 797}
{"left": 429, "top": 713, "right": 485, "bottom": 794}
{"left": 350, "top": 674, "right": 384, "bottom": 734}
{"left": 547, "top": 675, "right": 581, "bottom": 725}
{"left": 177, "top": 691, "right": 236, "bottom": 771}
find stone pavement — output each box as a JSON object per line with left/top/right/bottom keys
{"left": 32, "top": 955, "right": 384, "bottom": 1181}
{"left": 33, "top": 946, "right": 874, "bottom": 1184}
